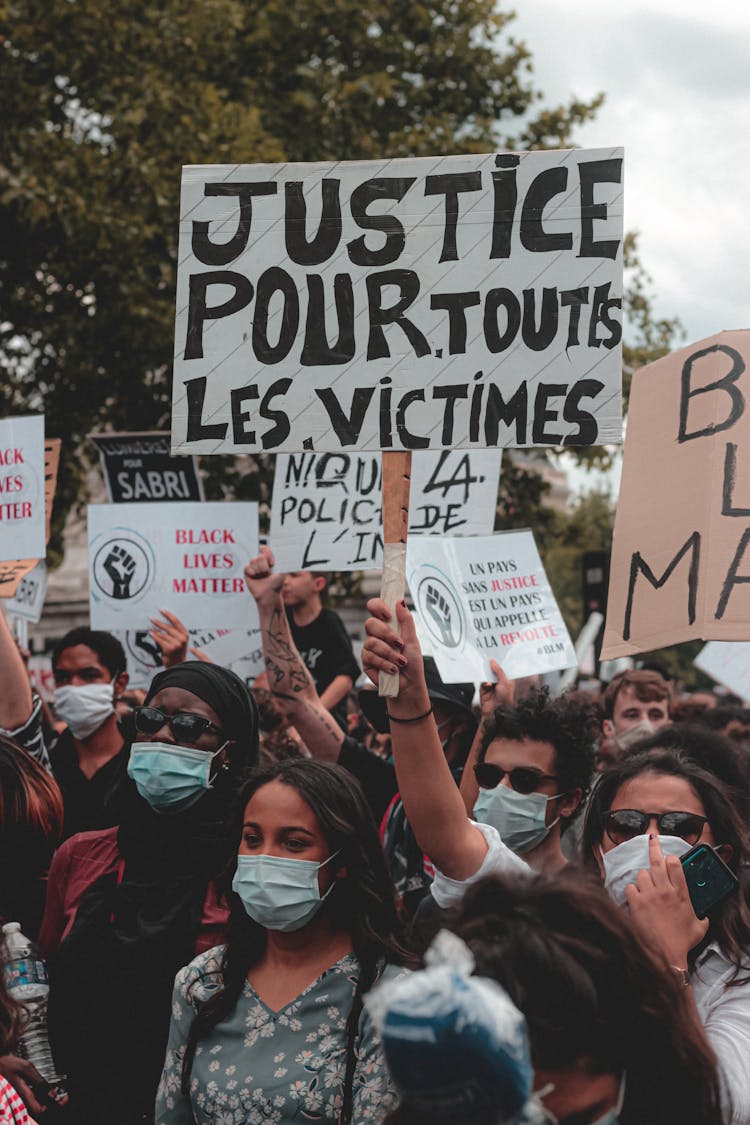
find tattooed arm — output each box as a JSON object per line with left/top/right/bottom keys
{"left": 244, "top": 549, "right": 344, "bottom": 762}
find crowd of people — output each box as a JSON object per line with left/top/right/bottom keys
{"left": 1, "top": 552, "right": 750, "bottom": 1123}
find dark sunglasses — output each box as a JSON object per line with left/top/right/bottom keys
{"left": 603, "top": 809, "right": 708, "bottom": 846}
{"left": 474, "top": 762, "right": 558, "bottom": 795}
{"left": 134, "top": 706, "right": 224, "bottom": 744}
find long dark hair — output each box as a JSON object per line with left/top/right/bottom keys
{"left": 446, "top": 871, "right": 723, "bottom": 1125}
{"left": 582, "top": 750, "right": 750, "bottom": 981}
{"left": 181, "top": 758, "right": 413, "bottom": 1121}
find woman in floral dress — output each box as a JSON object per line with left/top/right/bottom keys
{"left": 156, "top": 758, "right": 412, "bottom": 1125}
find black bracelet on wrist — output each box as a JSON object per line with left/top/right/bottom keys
{"left": 388, "top": 706, "right": 433, "bottom": 724}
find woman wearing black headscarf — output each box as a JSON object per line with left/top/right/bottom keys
{"left": 38, "top": 662, "right": 258, "bottom": 1125}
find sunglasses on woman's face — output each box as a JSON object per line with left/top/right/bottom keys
{"left": 133, "top": 706, "right": 224, "bottom": 745}
{"left": 474, "top": 762, "right": 558, "bottom": 795}
{"left": 603, "top": 808, "right": 708, "bottom": 846}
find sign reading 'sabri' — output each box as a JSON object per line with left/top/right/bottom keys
{"left": 172, "top": 150, "right": 623, "bottom": 455}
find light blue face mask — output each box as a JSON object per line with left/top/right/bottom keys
{"left": 473, "top": 785, "right": 559, "bottom": 855}
{"left": 127, "top": 742, "right": 225, "bottom": 814}
{"left": 232, "top": 851, "right": 340, "bottom": 932}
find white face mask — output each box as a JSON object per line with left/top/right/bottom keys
{"left": 54, "top": 681, "right": 115, "bottom": 740}
{"left": 613, "top": 719, "right": 656, "bottom": 752}
{"left": 601, "top": 834, "right": 691, "bottom": 907}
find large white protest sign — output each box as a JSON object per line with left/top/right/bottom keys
{"left": 695, "top": 642, "right": 750, "bottom": 702}
{"left": 407, "top": 530, "right": 575, "bottom": 682}
{"left": 270, "top": 449, "right": 501, "bottom": 571}
{"left": 5, "top": 560, "right": 47, "bottom": 623}
{"left": 0, "top": 415, "right": 46, "bottom": 562}
{"left": 172, "top": 150, "right": 623, "bottom": 455}
{"left": 88, "top": 502, "right": 258, "bottom": 631}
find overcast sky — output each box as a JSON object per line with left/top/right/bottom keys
{"left": 508, "top": 0, "right": 750, "bottom": 493}
{"left": 511, "top": 0, "right": 749, "bottom": 344}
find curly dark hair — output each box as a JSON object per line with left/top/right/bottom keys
{"left": 180, "top": 758, "right": 414, "bottom": 1122}
{"left": 583, "top": 750, "right": 750, "bottom": 982}
{"left": 477, "top": 688, "right": 599, "bottom": 810}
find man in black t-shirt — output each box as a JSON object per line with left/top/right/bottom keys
{"left": 50, "top": 627, "right": 131, "bottom": 838}
{"left": 282, "top": 570, "right": 359, "bottom": 728}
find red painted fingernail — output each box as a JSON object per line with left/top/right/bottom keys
{"left": 397, "top": 655, "right": 407, "bottom": 667}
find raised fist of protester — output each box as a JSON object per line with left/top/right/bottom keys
{"left": 625, "top": 834, "right": 709, "bottom": 970}
{"left": 363, "top": 598, "right": 430, "bottom": 718}
{"left": 244, "top": 546, "right": 285, "bottom": 604}
{"left": 149, "top": 609, "right": 212, "bottom": 668}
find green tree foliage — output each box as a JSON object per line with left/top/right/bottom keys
{"left": 542, "top": 487, "right": 614, "bottom": 634}
{"left": 1, "top": 0, "right": 601, "bottom": 553}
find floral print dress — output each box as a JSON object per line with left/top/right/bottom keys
{"left": 155, "top": 946, "right": 398, "bottom": 1124}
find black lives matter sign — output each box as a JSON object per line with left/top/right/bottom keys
{"left": 171, "top": 150, "right": 623, "bottom": 455}
{"left": 90, "top": 432, "right": 204, "bottom": 503}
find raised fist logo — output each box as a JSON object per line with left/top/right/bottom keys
{"left": 92, "top": 535, "right": 151, "bottom": 605}
{"left": 133, "top": 631, "right": 163, "bottom": 667}
{"left": 416, "top": 573, "right": 464, "bottom": 650}
{"left": 103, "top": 545, "right": 136, "bottom": 599}
{"left": 425, "top": 583, "right": 457, "bottom": 646}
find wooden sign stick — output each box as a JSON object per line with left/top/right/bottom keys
{"left": 379, "top": 450, "right": 413, "bottom": 697}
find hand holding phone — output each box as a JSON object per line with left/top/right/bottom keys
{"left": 680, "top": 843, "right": 738, "bottom": 919}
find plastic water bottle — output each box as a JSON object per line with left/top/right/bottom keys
{"left": 2, "top": 922, "right": 67, "bottom": 1104}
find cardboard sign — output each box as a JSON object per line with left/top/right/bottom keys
{"left": 6, "top": 560, "right": 47, "bottom": 623}
{"left": 89, "top": 431, "right": 204, "bottom": 503}
{"left": 0, "top": 437, "right": 62, "bottom": 598}
{"left": 694, "top": 641, "right": 750, "bottom": 702}
{"left": 270, "top": 449, "right": 501, "bottom": 570}
{"left": 602, "top": 331, "right": 750, "bottom": 658}
{"left": 407, "top": 529, "right": 575, "bottom": 682}
{"left": 43, "top": 438, "right": 61, "bottom": 543}
{"left": 0, "top": 415, "right": 45, "bottom": 562}
{"left": 172, "top": 149, "right": 623, "bottom": 455}
{"left": 88, "top": 501, "right": 258, "bottom": 631}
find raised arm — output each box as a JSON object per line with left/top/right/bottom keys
{"left": 244, "top": 548, "right": 344, "bottom": 762}
{"left": 362, "top": 598, "right": 488, "bottom": 880}
{"left": 0, "top": 602, "right": 34, "bottom": 730}
{"left": 459, "top": 659, "right": 515, "bottom": 816}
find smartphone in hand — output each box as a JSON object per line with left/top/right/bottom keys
{"left": 680, "top": 843, "right": 738, "bottom": 919}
